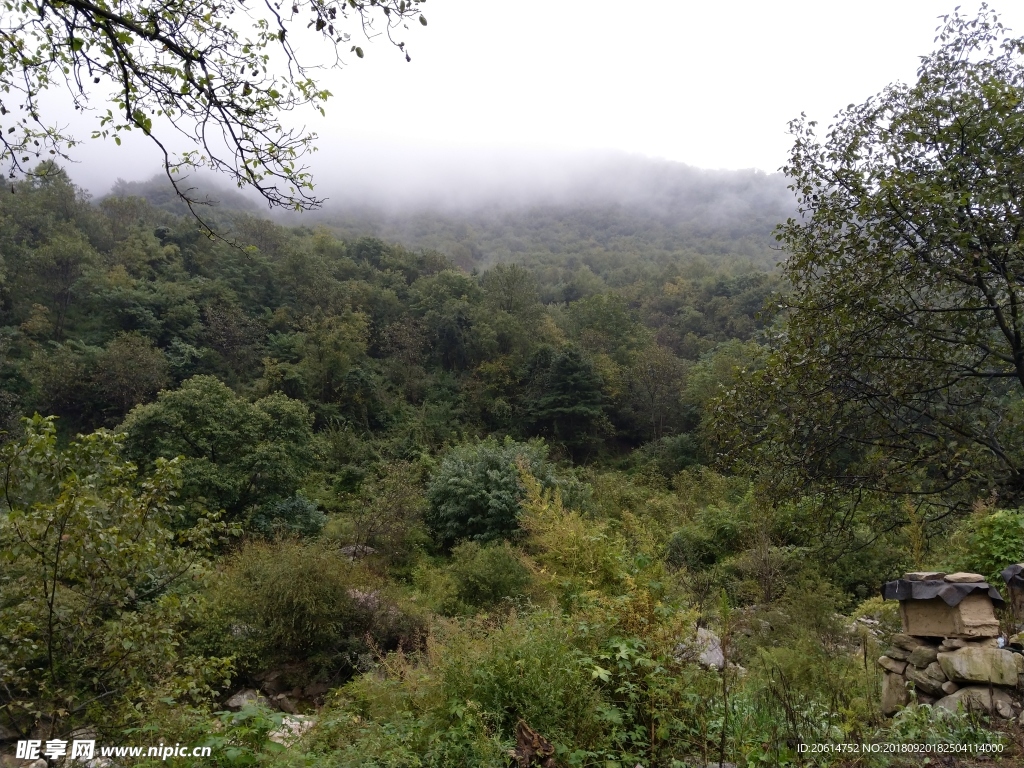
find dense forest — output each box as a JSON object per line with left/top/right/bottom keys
{"left": 5, "top": 9, "right": 1024, "bottom": 767}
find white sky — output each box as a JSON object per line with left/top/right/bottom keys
{"left": 63, "top": 0, "right": 1024, "bottom": 198}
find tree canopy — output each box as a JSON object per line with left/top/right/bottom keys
{"left": 0, "top": 416, "right": 230, "bottom": 732}
{"left": 714, "top": 7, "right": 1024, "bottom": 519}
{"left": 0, "top": 0, "right": 426, "bottom": 211}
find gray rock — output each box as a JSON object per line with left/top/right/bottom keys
{"left": 883, "top": 646, "right": 911, "bottom": 661}
{"left": 907, "top": 645, "right": 939, "bottom": 667}
{"left": 268, "top": 715, "right": 315, "bottom": 746}
{"left": 936, "top": 686, "right": 1015, "bottom": 718}
{"left": 939, "top": 638, "right": 967, "bottom": 652}
{"left": 906, "top": 662, "right": 947, "bottom": 696}
{"left": 943, "top": 572, "right": 986, "bottom": 583}
{"left": 905, "top": 572, "right": 947, "bottom": 581}
{"left": 881, "top": 671, "right": 908, "bottom": 716}
{"left": 272, "top": 694, "right": 298, "bottom": 714}
{"left": 303, "top": 681, "right": 331, "bottom": 698}
{"left": 340, "top": 544, "right": 376, "bottom": 560}
{"left": 937, "top": 647, "right": 1019, "bottom": 686}
{"left": 891, "top": 634, "right": 927, "bottom": 652}
{"left": 225, "top": 688, "right": 270, "bottom": 710}
{"left": 941, "top": 680, "right": 960, "bottom": 695}
{"left": 675, "top": 627, "right": 725, "bottom": 670}
{"left": 878, "top": 656, "right": 907, "bottom": 675}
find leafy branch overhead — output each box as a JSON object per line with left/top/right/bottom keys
{"left": 712, "top": 6, "right": 1024, "bottom": 515}
{"left": 0, "top": 0, "right": 427, "bottom": 212}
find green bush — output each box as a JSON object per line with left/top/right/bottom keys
{"left": 122, "top": 375, "right": 317, "bottom": 527}
{"left": 960, "top": 508, "right": 1024, "bottom": 584}
{"left": 424, "top": 437, "right": 560, "bottom": 548}
{"left": 305, "top": 611, "right": 609, "bottom": 768}
{"left": 0, "top": 416, "right": 231, "bottom": 735}
{"left": 250, "top": 493, "right": 326, "bottom": 537}
{"left": 448, "top": 541, "right": 533, "bottom": 610}
{"left": 666, "top": 502, "right": 748, "bottom": 571}
{"left": 205, "top": 539, "right": 424, "bottom": 674}
{"left": 880, "top": 703, "right": 998, "bottom": 748}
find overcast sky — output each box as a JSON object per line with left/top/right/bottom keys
{"left": 63, "top": 0, "right": 1024, "bottom": 200}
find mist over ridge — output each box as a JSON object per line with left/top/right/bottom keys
{"left": 296, "top": 149, "right": 795, "bottom": 269}
{"left": 92, "top": 147, "right": 795, "bottom": 270}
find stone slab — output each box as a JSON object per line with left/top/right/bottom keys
{"left": 906, "top": 662, "right": 947, "bottom": 696}
{"left": 944, "top": 572, "right": 986, "bottom": 583}
{"left": 884, "top": 646, "right": 911, "bottom": 661}
{"left": 878, "top": 656, "right": 907, "bottom": 675}
{"left": 891, "top": 634, "right": 928, "bottom": 651}
{"left": 881, "top": 671, "right": 908, "bottom": 716}
{"left": 899, "top": 593, "right": 999, "bottom": 638}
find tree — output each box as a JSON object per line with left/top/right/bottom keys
{"left": 0, "top": 0, "right": 427, "bottom": 212}
{"left": 0, "top": 416, "right": 230, "bottom": 736}
{"left": 481, "top": 263, "right": 540, "bottom": 317}
{"left": 93, "top": 332, "right": 170, "bottom": 418}
{"left": 713, "top": 8, "right": 1024, "bottom": 519}
{"left": 425, "top": 437, "right": 560, "bottom": 550}
{"left": 530, "top": 347, "right": 608, "bottom": 460}
{"left": 24, "top": 226, "right": 96, "bottom": 339}
{"left": 625, "top": 344, "right": 687, "bottom": 441}
{"left": 121, "top": 375, "right": 316, "bottom": 526}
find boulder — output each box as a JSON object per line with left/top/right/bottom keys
{"left": 225, "top": 689, "right": 270, "bottom": 710}
{"left": 268, "top": 715, "right": 314, "bottom": 746}
{"left": 939, "top": 638, "right": 967, "bottom": 652}
{"left": 303, "top": 681, "right": 331, "bottom": 698}
{"left": 936, "top": 686, "right": 1015, "bottom": 718}
{"left": 907, "top": 645, "right": 939, "bottom": 667}
{"left": 905, "top": 572, "right": 947, "bottom": 581}
{"left": 906, "top": 662, "right": 947, "bottom": 696}
{"left": 339, "top": 544, "right": 376, "bottom": 561}
{"left": 676, "top": 628, "right": 725, "bottom": 670}
{"left": 881, "top": 671, "right": 908, "bottom": 716}
{"left": 937, "top": 647, "right": 1019, "bottom": 686}
{"left": 944, "top": 572, "right": 986, "bottom": 583}
{"left": 878, "top": 656, "right": 907, "bottom": 675}
{"left": 272, "top": 694, "right": 298, "bottom": 714}
{"left": 941, "top": 681, "right": 960, "bottom": 695}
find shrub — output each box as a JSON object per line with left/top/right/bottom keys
{"left": 0, "top": 416, "right": 231, "bottom": 736}
{"left": 448, "top": 541, "right": 533, "bottom": 610}
{"left": 959, "top": 508, "right": 1024, "bottom": 584}
{"left": 122, "top": 375, "right": 316, "bottom": 527}
{"left": 425, "top": 437, "right": 559, "bottom": 548}
{"left": 250, "top": 493, "right": 326, "bottom": 537}
{"left": 205, "top": 539, "right": 424, "bottom": 675}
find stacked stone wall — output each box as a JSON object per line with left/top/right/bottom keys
{"left": 880, "top": 571, "right": 1022, "bottom": 719}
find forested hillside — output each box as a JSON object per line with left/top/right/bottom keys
{"left": 4, "top": 11, "right": 1024, "bottom": 765}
